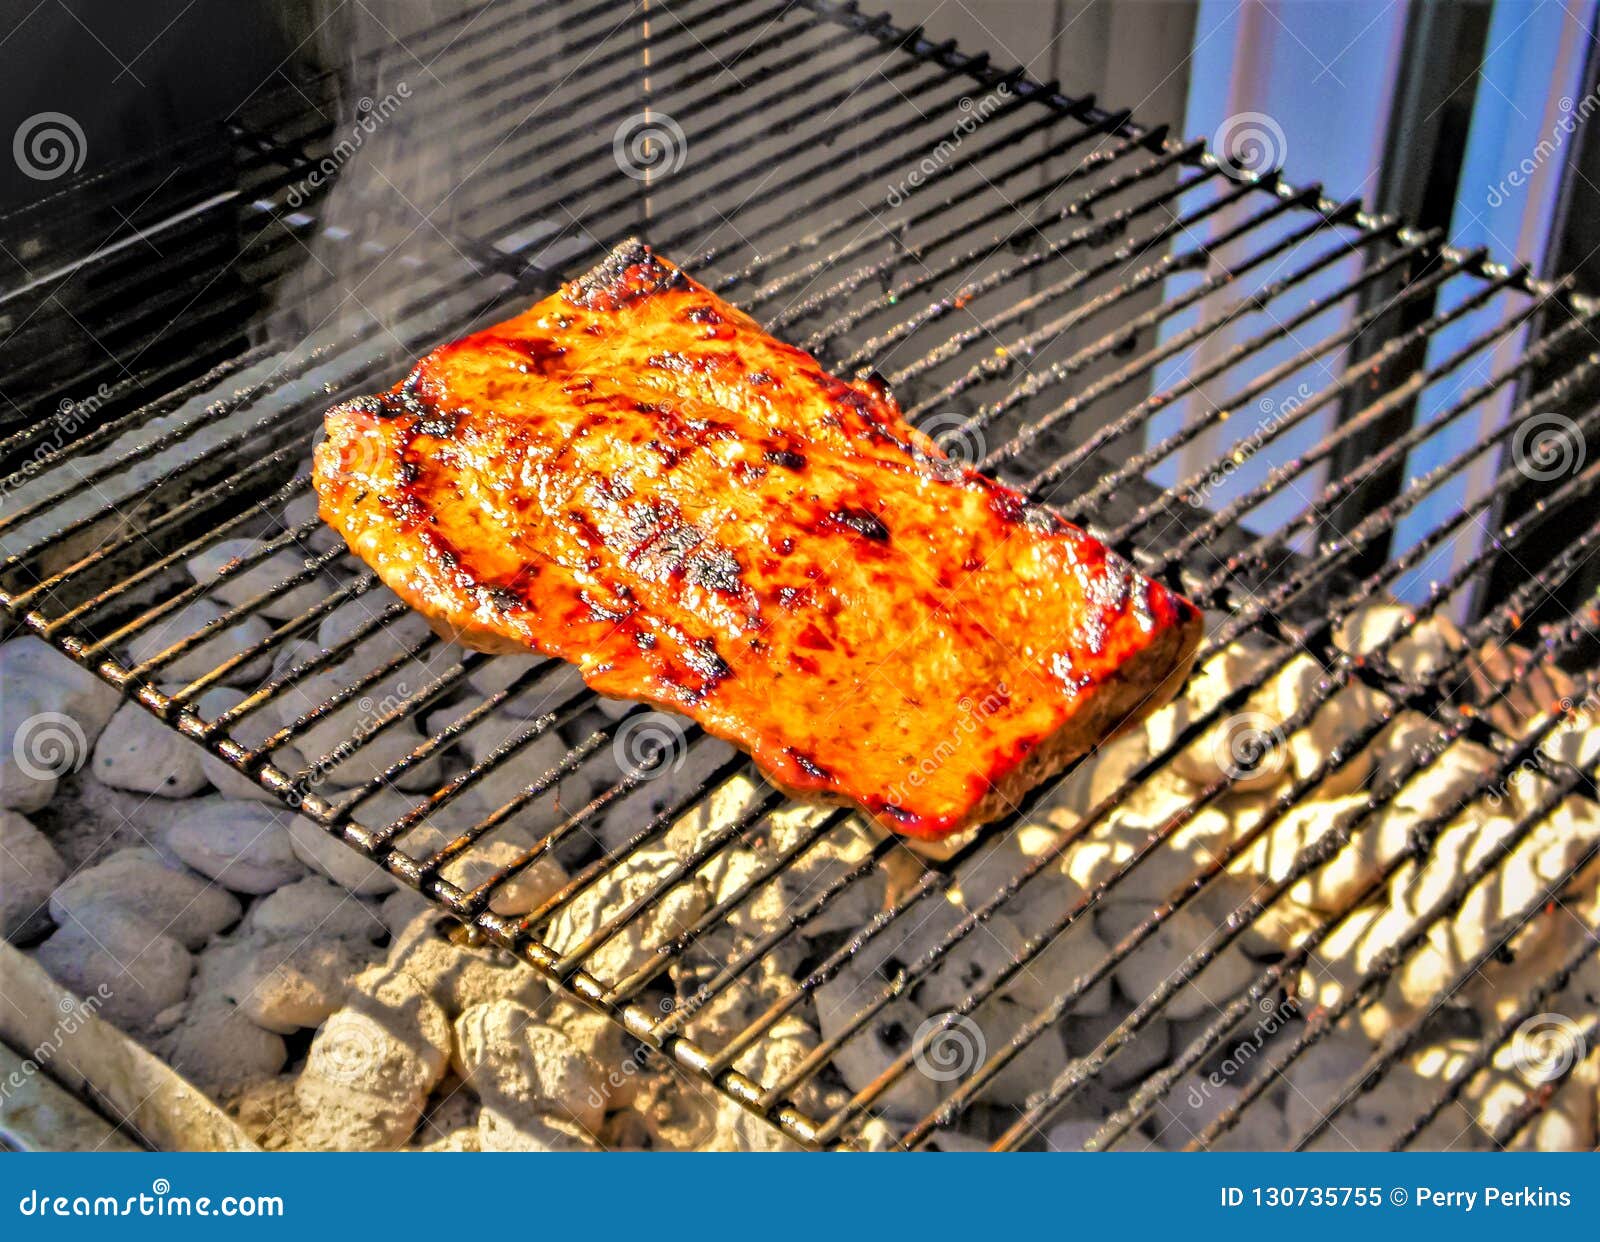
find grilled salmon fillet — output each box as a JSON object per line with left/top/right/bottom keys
{"left": 314, "top": 240, "right": 1201, "bottom": 839}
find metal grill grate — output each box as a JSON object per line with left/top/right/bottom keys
{"left": 4, "top": 0, "right": 1600, "bottom": 1151}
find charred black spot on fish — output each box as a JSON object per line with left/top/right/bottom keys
{"left": 479, "top": 584, "right": 526, "bottom": 613}
{"left": 829, "top": 507, "right": 890, "bottom": 543}
{"left": 763, "top": 448, "right": 807, "bottom": 470}
{"left": 397, "top": 461, "right": 421, "bottom": 487}
{"left": 685, "top": 304, "right": 723, "bottom": 325}
{"left": 684, "top": 638, "right": 731, "bottom": 687}
{"left": 503, "top": 336, "right": 569, "bottom": 375}
{"left": 748, "top": 370, "right": 775, "bottom": 386}
{"left": 685, "top": 544, "right": 743, "bottom": 594}
{"left": 416, "top": 408, "right": 460, "bottom": 439}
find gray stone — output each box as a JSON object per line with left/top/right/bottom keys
{"left": 453, "top": 1000, "right": 606, "bottom": 1132}
{"left": 50, "top": 847, "right": 240, "bottom": 949}
{"left": 246, "top": 876, "right": 385, "bottom": 943}
{"left": 156, "top": 996, "right": 288, "bottom": 1095}
{"left": 286, "top": 814, "right": 397, "bottom": 896}
{"left": 92, "top": 700, "right": 208, "bottom": 797}
{"left": 36, "top": 904, "right": 193, "bottom": 1030}
{"left": 165, "top": 798, "right": 306, "bottom": 894}
{"left": 0, "top": 809, "right": 66, "bottom": 942}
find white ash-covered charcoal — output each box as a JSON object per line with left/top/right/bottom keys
{"left": 478, "top": 1108, "right": 600, "bottom": 1151}
{"left": 1, "top": 809, "right": 66, "bottom": 942}
{"left": 814, "top": 960, "right": 941, "bottom": 1119}
{"left": 433, "top": 704, "right": 601, "bottom": 828}
{"left": 245, "top": 875, "right": 385, "bottom": 943}
{"left": 0, "top": 682, "right": 62, "bottom": 812}
{"left": 1280, "top": 1028, "right": 1487, "bottom": 1151}
{"left": 280, "top": 488, "right": 342, "bottom": 555}
{"left": 292, "top": 966, "right": 451, "bottom": 1149}
{"left": 186, "top": 537, "right": 336, "bottom": 621}
{"left": 1063, "top": 792, "right": 1266, "bottom": 907}
{"left": 0, "top": 639, "right": 121, "bottom": 810}
{"left": 453, "top": 999, "right": 607, "bottom": 1133}
{"left": 1231, "top": 793, "right": 1410, "bottom": 914}
{"left": 376, "top": 788, "right": 568, "bottom": 917}
{"left": 667, "top": 773, "right": 885, "bottom": 945}
{"left": 35, "top": 903, "right": 193, "bottom": 1031}
{"left": 671, "top": 952, "right": 804, "bottom": 1051}
{"left": 1409, "top": 1038, "right": 1597, "bottom": 1152}
{"left": 384, "top": 911, "right": 546, "bottom": 1014}
{"left": 1387, "top": 797, "right": 1600, "bottom": 1011}
{"left": 957, "top": 833, "right": 1116, "bottom": 1016}
{"left": 163, "top": 797, "right": 308, "bottom": 894}
{"left": 727, "top": 1012, "right": 823, "bottom": 1110}
{"left": 595, "top": 734, "right": 738, "bottom": 853}
{"left": 904, "top": 902, "right": 1030, "bottom": 1016}
{"left": 315, "top": 587, "right": 436, "bottom": 670}
{"left": 286, "top": 813, "right": 397, "bottom": 896}
{"left": 156, "top": 995, "right": 288, "bottom": 1096}
{"left": 377, "top": 887, "right": 432, "bottom": 935}
{"left": 542, "top": 844, "right": 710, "bottom": 986}
{"left": 1094, "top": 899, "right": 1257, "bottom": 1022}
{"left": 978, "top": 996, "right": 1070, "bottom": 1108}
{"left": 1333, "top": 602, "right": 1466, "bottom": 680}
{"left": 1236, "top": 894, "right": 1324, "bottom": 959}
{"left": 410, "top": 1088, "right": 480, "bottom": 1152}
{"left": 190, "top": 685, "right": 307, "bottom": 804}
{"left": 1293, "top": 900, "right": 1416, "bottom": 1040}
{"left": 91, "top": 697, "right": 209, "bottom": 798}
{"left": 126, "top": 598, "right": 273, "bottom": 685}
{"left": 205, "top": 932, "right": 378, "bottom": 1033}
{"left": 49, "top": 846, "right": 240, "bottom": 949}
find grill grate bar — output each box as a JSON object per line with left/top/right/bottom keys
{"left": 895, "top": 176, "right": 1291, "bottom": 409}
{"left": 1134, "top": 290, "right": 1585, "bottom": 562}
{"left": 1018, "top": 241, "right": 1477, "bottom": 494}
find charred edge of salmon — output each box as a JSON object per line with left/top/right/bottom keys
{"left": 564, "top": 237, "right": 687, "bottom": 312}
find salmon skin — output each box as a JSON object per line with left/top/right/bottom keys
{"left": 314, "top": 240, "right": 1201, "bottom": 839}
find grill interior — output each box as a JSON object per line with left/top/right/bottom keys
{"left": 4, "top": 0, "right": 1600, "bottom": 1151}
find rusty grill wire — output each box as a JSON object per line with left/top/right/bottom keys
{"left": 3, "top": 0, "right": 1600, "bottom": 1151}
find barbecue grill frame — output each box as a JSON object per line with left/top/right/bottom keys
{"left": 3, "top": 0, "right": 1600, "bottom": 1153}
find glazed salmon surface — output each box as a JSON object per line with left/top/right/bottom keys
{"left": 314, "top": 241, "right": 1201, "bottom": 838}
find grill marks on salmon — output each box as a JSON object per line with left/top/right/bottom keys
{"left": 314, "top": 240, "right": 1201, "bottom": 839}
